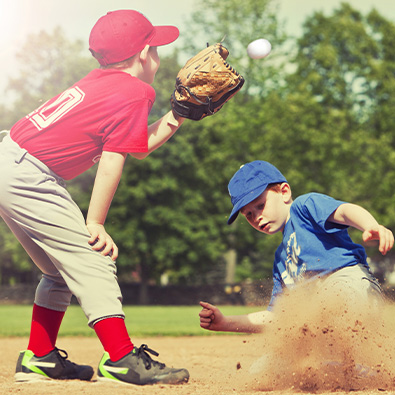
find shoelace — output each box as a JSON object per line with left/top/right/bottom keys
{"left": 135, "top": 344, "right": 165, "bottom": 370}
{"left": 54, "top": 348, "right": 77, "bottom": 368}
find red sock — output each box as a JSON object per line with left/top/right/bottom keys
{"left": 94, "top": 317, "right": 134, "bottom": 361}
{"left": 27, "top": 304, "right": 65, "bottom": 357}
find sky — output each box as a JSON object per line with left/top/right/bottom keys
{"left": 0, "top": 0, "right": 394, "bottom": 91}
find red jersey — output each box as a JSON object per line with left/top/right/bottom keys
{"left": 10, "top": 69, "right": 155, "bottom": 180}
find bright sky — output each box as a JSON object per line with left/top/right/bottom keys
{"left": 0, "top": 0, "right": 394, "bottom": 90}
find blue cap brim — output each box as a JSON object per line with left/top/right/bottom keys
{"left": 227, "top": 185, "right": 268, "bottom": 225}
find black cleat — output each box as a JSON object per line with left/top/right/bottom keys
{"left": 15, "top": 348, "right": 94, "bottom": 382}
{"left": 97, "top": 344, "right": 189, "bottom": 385}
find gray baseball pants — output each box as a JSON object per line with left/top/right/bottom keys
{"left": 322, "top": 264, "right": 382, "bottom": 299}
{"left": 0, "top": 133, "right": 124, "bottom": 326}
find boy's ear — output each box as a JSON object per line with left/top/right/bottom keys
{"left": 139, "top": 44, "right": 150, "bottom": 64}
{"left": 281, "top": 183, "right": 292, "bottom": 203}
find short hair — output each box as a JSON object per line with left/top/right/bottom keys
{"left": 90, "top": 50, "right": 136, "bottom": 70}
{"left": 266, "top": 183, "right": 283, "bottom": 193}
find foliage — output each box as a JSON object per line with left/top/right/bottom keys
{"left": 97, "top": 0, "right": 288, "bottom": 291}
{"left": 181, "top": 0, "right": 287, "bottom": 97}
{"left": 1, "top": 27, "right": 96, "bottom": 130}
{"left": 277, "top": 3, "right": 395, "bottom": 257}
{"left": 1, "top": 1, "right": 395, "bottom": 291}
{"left": 0, "top": 28, "right": 97, "bottom": 285}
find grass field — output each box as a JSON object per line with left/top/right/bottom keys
{"left": 2, "top": 303, "right": 395, "bottom": 338}
{"left": 0, "top": 304, "right": 263, "bottom": 337}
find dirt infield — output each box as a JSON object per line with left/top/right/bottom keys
{"left": 0, "top": 334, "right": 394, "bottom": 395}
{"left": 2, "top": 284, "right": 395, "bottom": 394}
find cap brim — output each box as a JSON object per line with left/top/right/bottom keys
{"left": 150, "top": 26, "right": 179, "bottom": 47}
{"left": 227, "top": 207, "right": 241, "bottom": 225}
{"left": 227, "top": 185, "right": 268, "bottom": 225}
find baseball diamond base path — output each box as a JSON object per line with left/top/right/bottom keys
{"left": 0, "top": 335, "right": 394, "bottom": 395}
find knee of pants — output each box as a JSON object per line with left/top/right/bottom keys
{"left": 34, "top": 275, "right": 73, "bottom": 312}
{"left": 362, "top": 277, "right": 383, "bottom": 304}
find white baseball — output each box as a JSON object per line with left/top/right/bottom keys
{"left": 247, "top": 39, "right": 272, "bottom": 59}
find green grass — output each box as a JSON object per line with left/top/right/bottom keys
{"left": 0, "top": 304, "right": 263, "bottom": 337}
{"left": 3, "top": 303, "right": 395, "bottom": 338}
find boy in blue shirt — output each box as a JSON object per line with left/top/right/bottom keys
{"left": 199, "top": 160, "right": 393, "bottom": 333}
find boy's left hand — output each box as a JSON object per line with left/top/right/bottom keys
{"left": 362, "top": 225, "right": 394, "bottom": 255}
{"left": 87, "top": 223, "right": 118, "bottom": 260}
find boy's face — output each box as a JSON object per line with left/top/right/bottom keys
{"left": 240, "top": 183, "right": 292, "bottom": 235}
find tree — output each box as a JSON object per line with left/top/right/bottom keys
{"left": 263, "top": 3, "right": 395, "bottom": 268}
{"left": 176, "top": 0, "right": 290, "bottom": 282}
{"left": 0, "top": 2, "right": 287, "bottom": 292}
{"left": 2, "top": 1, "right": 393, "bottom": 296}
{"left": 98, "top": 0, "right": 288, "bottom": 302}
{"left": 2, "top": 27, "right": 96, "bottom": 129}
{"left": 0, "top": 28, "right": 97, "bottom": 285}
{"left": 181, "top": 0, "right": 287, "bottom": 97}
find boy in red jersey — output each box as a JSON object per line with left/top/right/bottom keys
{"left": 0, "top": 10, "right": 189, "bottom": 386}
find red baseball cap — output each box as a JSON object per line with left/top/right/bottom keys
{"left": 89, "top": 10, "right": 179, "bottom": 66}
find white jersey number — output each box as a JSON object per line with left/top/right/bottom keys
{"left": 27, "top": 87, "right": 85, "bottom": 130}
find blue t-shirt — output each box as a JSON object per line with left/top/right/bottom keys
{"left": 269, "top": 192, "right": 367, "bottom": 308}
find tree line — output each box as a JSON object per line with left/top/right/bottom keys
{"left": 0, "top": 0, "right": 394, "bottom": 294}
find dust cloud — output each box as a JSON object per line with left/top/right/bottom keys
{"left": 244, "top": 282, "right": 395, "bottom": 392}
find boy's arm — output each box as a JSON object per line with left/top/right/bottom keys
{"left": 130, "top": 111, "right": 185, "bottom": 159}
{"left": 199, "top": 301, "right": 273, "bottom": 333}
{"left": 86, "top": 151, "right": 127, "bottom": 260}
{"left": 328, "top": 203, "right": 394, "bottom": 255}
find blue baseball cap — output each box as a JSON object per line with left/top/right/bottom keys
{"left": 227, "top": 161, "right": 287, "bottom": 225}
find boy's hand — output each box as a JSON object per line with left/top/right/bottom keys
{"left": 87, "top": 223, "right": 118, "bottom": 261}
{"left": 329, "top": 204, "right": 394, "bottom": 256}
{"left": 199, "top": 301, "right": 226, "bottom": 331}
{"left": 362, "top": 225, "right": 394, "bottom": 255}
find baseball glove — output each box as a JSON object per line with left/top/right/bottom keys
{"left": 171, "top": 43, "right": 244, "bottom": 121}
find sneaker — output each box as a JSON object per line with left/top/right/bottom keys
{"left": 15, "top": 348, "right": 94, "bottom": 382}
{"left": 97, "top": 344, "right": 189, "bottom": 385}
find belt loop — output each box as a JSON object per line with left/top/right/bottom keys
{"left": 0, "top": 132, "right": 28, "bottom": 163}
{"left": 15, "top": 150, "right": 28, "bottom": 164}
{"left": 0, "top": 130, "right": 9, "bottom": 139}
{"left": 57, "top": 177, "right": 67, "bottom": 188}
